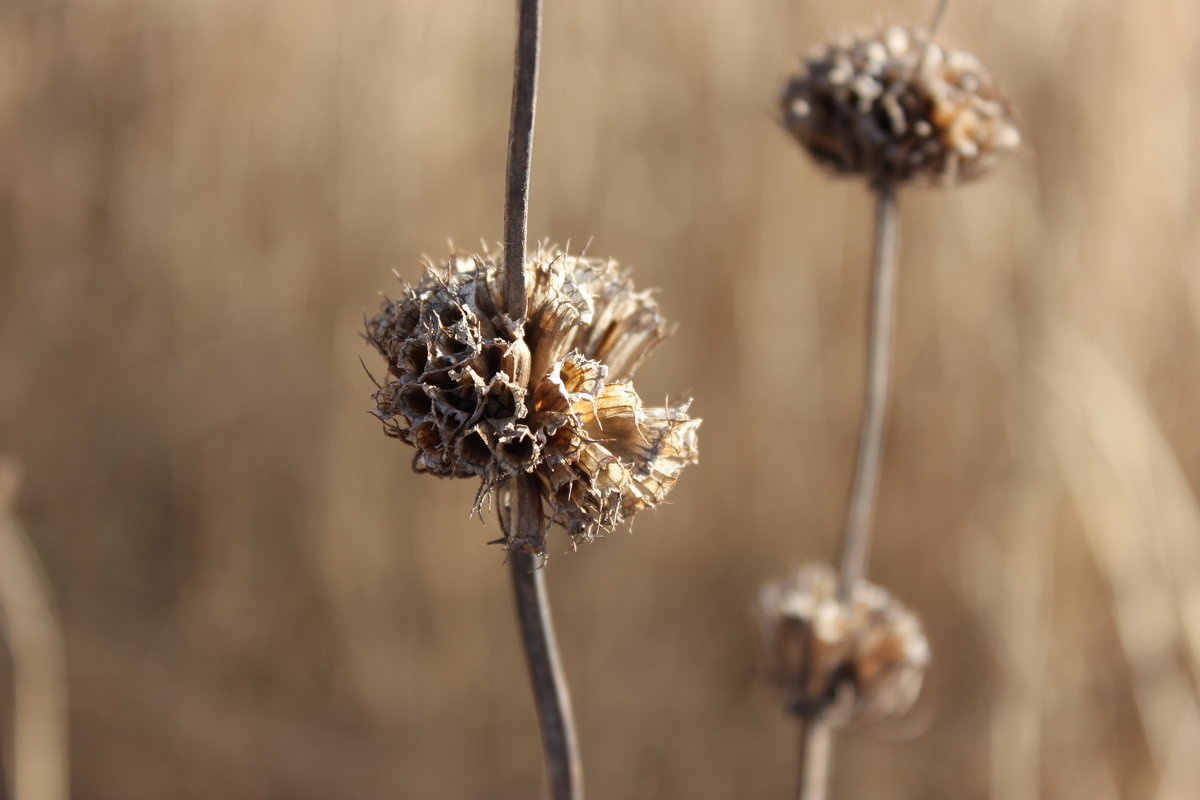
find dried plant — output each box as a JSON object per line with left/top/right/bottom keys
{"left": 780, "top": 24, "right": 1019, "bottom": 188}
{"left": 365, "top": 246, "right": 699, "bottom": 554}
{"left": 758, "top": 563, "right": 929, "bottom": 723}
{"left": 362, "top": 1, "right": 698, "bottom": 798}
{"left": 766, "top": 4, "right": 1018, "bottom": 799}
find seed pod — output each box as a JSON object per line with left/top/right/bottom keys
{"left": 757, "top": 564, "right": 929, "bottom": 721}
{"left": 780, "top": 25, "right": 1019, "bottom": 187}
{"left": 366, "top": 245, "right": 701, "bottom": 553}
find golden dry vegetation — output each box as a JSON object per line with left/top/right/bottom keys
{"left": 1, "top": 1, "right": 1199, "bottom": 798}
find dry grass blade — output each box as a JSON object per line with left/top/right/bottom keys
{"left": 0, "top": 460, "right": 69, "bottom": 800}
{"left": 1035, "top": 324, "right": 1200, "bottom": 790}
{"left": 968, "top": 456, "right": 1055, "bottom": 800}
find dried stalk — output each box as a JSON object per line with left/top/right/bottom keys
{"left": 502, "top": 0, "right": 542, "bottom": 321}
{"left": 0, "top": 464, "right": 69, "bottom": 800}
{"left": 794, "top": 184, "right": 900, "bottom": 800}
{"left": 780, "top": 4, "right": 1009, "bottom": 795}
{"left": 508, "top": 476, "right": 583, "bottom": 800}
{"left": 926, "top": 0, "right": 950, "bottom": 48}
{"left": 501, "top": 1, "right": 582, "bottom": 797}
{"left": 795, "top": 714, "right": 834, "bottom": 800}
{"left": 837, "top": 182, "right": 899, "bottom": 603}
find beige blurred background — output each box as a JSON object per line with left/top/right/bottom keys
{"left": 0, "top": 0, "right": 1198, "bottom": 797}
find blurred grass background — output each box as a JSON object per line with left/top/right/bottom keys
{"left": 1, "top": 0, "right": 1198, "bottom": 797}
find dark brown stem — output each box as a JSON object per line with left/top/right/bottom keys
{"left": 508, "top": 476, "right": 584, "bottom": 800}
{"left": 837, "top": 182, "right": 900, "bottom": 604}
{"left": 500, "top": 4, "right": 580, "bottom": 796}
{"left": 795, "top": 715, "right": 834, "bottom": 800}
{"left": 502, "top": 0, "right": 542, "bottom": 322}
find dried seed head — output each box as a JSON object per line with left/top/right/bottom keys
{"left": 366, "top": 245, "right": 700, "bottom": 553}
{"left": 780, "top": 25, "right": 1019, "bottom": 187}
{"left": 757, "top": 564, "right": 929, "bottom": 721}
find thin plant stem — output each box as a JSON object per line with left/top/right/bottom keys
{"left": 500, "top": 2, "right": 582, "bottom": 797}
{"left": 795, "top": 715, "right": 834, "bottom": 800}
{"left": 502, "top": 0, "right": 542, "bottom": 321}
{"left": 913, "top": 0, "right": 952, "bottom": 77}
{"left": 795, "top": 185, "right": 901, "bottom": 800}
{"left": 508, "top": 476, "right": 584, "bottom": 800}
{"left": 928, "top": 0, "right": 950, "bottom": 38}
{"left": 499, "top": 1, "right": 581, "bottom": 796}
{"left": 796, "top": 9, "right": 925, "bottom": 795}
{"left": 837, "top": 182, "right": 900, "bottom": 604}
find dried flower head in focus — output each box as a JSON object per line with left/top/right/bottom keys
{"left": 366, "top": 245, "right": 700, "bottom": 554}
{"left": 780, "top": 25, "right": 1019, "bottom": 187}
{"left": 757, "top": 563, "right": 929, "bottom": 721}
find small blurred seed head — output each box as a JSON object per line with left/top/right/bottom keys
{"left": 366, "top": 245, "right": 700, "bottom": 553}
{"left": 757, "top": 564, "right": 930, "bottom": 721}
{"left": 780, "top": 25, "right": 1019, "bottom": 187}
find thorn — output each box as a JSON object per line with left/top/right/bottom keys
{"left": 359, "top": 358, "right": 383, "bottom": 388}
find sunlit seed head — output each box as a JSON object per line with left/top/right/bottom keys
{"left": 780, "top": 25, "right": 1019, "bottom": 187}
{"left": 366, "top": 245, "right": 701, "bottom": 554}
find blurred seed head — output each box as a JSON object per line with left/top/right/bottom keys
{"left": 757, "top": 563, "right": 930, "bottom": 722}
{"left": 366, "top": 245, "right": 700, "bottom": 553}
{"left": 780, "top": 25, "right": 1019, "bottom": 187}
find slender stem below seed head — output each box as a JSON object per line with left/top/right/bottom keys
{"left": 508, "top": 476, "right": 584, "bottom": 800}
{"left": 837, "top": 182, "right": 900, "bottom": 604}
{"left": 501, "top": 4, "right": 582, "bottom": 797}
{"left": 796, "top": 184, "right": 900, "bottom": 800}
{"left": 503, "top": 0, "right": 542, "bottom": 324}
{"left": 795, "top": 715, "right": 834, "bottom": 800}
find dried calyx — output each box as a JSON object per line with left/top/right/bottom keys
{"left": 757, "top": 563, "right": 929, "bottom": 722}
{"left": 781, "top": 24, "right": 1019, "bottom": 187}
{"left": 366, "top": 245, "right": 700, "bottom": 554}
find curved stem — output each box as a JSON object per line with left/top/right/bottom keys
{"left": 503, "top": 0, "right": 543, "bottom": 322}
{"left": 508, "top": 478, "right": 584, "bottom": 800}
{"left": 837, "top": 182, "right": 900, "bottom": 603}
{"left": 796, "top": 185, "right": 901, "bottom": 800}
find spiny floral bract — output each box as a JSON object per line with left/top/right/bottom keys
{"left": 781, "top": 25, "right": 1020, "bottom": 187}
{"left": 366, "top": 245, "right": 700, "bottom": 553}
